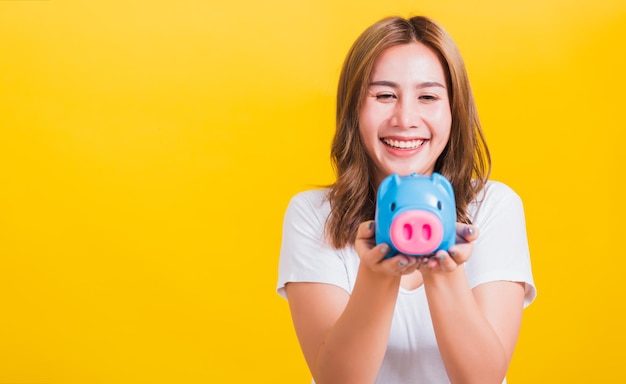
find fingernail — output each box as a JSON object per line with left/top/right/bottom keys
{"left": 398, "top": 260, "right": 406, "bottom": 267}
{"left": 380, "top": 244, "right": 389, "bottom": 254}
{"left": 368, "top": 221, "right": 374, "bottom": 230}
{"left": 449, "top": 249, "right": 457, "bottom": 258}
{"left": 437, "top": 253, "right": 446, "bottom": 261}
{"left": 466, "top": 226, "right": 475, "bottom": 236}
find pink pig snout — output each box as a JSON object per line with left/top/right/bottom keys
{"left": 389, "top": 210, "right": 444, "bottom": 255}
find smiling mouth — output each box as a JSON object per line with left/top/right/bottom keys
{"left": 381, "top": 138, "right": 425, "bottom": 150}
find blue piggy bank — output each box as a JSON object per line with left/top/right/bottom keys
{"left": 375, "top": 172, "right": 456, "bottom": 258}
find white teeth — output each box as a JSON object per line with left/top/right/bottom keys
{"left": 382, "top": 138, "right": 424, "bottom": 149}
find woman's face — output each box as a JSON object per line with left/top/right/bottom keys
{"left": 359, "top": 42, "right": 452, "bottom": 185}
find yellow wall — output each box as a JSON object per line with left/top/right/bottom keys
{"left": 1, "top": 0, "right": 624, "bottom": 382}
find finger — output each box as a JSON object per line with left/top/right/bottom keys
{"left": 354, "top": 221, "right": 377, "bottom": 255}
{"left": 358, "top": 242, "right": 390, "bottom": 268}
{"left": 434, "top": 250, "right": 457, "bottom": 272}
{"left": 356, "top": 220, "right": 376, "bottom": 240}
{"left": 456, "top": 223, "right": 479, "bottom": 243}
{"left": 417, "top": 256, "right": 431, "bottom": 270}
{"left": 447, "top": 242, "right": 472, "bottom": 264}
{"left": 415, "top": 254, "right": 437, "bottom": 270}
{"left": 379, "top": 254, "right": 420, "bottom": 275}
{"left": 398, "top": 255, "right": 421, "bottom": 271}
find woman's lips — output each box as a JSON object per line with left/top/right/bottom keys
{"left": 381, "top": 138, "right": 425, "bottom": 150}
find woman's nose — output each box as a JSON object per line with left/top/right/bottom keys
{"left": 391, "top": 99, "right": 420, "bottom": 129}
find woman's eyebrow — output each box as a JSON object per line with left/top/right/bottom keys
{"left": 369, "top": 80, "right": 399, "bottom": 88}
{"left": 368, "top": 80, "right": 446, "bottom": 89}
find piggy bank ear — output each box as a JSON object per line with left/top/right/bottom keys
{"left": 378, "top": 173, "right": 402, "bottom": 197}
{"left": 431, "top": 172, "right": 454, "bottom": 198}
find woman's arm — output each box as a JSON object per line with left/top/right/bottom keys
{"left": 421, "top": 225, "right": 526, "bottom": 384}
{"left": 285, "top": 221, "right": 421, "bottom": 384}
{"left": 286, "top": 271, "right": 398, "bottom": 384}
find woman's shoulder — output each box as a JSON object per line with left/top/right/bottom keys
{"left": 287, "top": 188, "right": 330, "bottom": 211}
{"left": 468, "top": 179, "right": 524, "bottom": 218}
{"left": 285, "top": 188, "right": 331, "bottom": 222}
{"left": 475, "top": 179, "right": 522, "bottom": 204}
{"left": 289, "top": 188, "right": 329, "bottom": 204}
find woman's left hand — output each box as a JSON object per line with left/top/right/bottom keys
{"left": 419, "top": 223, "right": 479, "bottom": 273}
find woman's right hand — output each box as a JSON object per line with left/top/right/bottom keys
{"left": 354, "top": 220, "right": 421, "bottom": 276}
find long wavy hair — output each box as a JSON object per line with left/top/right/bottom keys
{"left": 326, "top": 15, "right": 491, "bottom": 249}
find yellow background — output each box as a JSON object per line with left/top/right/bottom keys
{"left": 1, "top": 0, "right": 624, "bottom": 382}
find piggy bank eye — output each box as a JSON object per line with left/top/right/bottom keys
{"left": 390, "top": 202, "right": 396, "bottom": 211}
{"left": 437, "top": 201, "right": 443, "bottom": 210}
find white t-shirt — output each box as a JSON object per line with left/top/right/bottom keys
{"left": 277, "top": 180, "right": 537, "bottom": 383}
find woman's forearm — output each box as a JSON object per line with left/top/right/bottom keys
{"left": 313, "top": 265, "right": 400, "bottom": 384}
{"left": 423, "top": 267, "right": 508, "bottom": 384}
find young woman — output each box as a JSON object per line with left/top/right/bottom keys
{"left": 277, "top": 15, "right": 536, "bottom": 384}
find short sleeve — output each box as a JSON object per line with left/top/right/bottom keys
{"left": 276, "top": 190, "right": 353, "bottom": 299}
{"left": 465, "top": 182, "right": 537, "bottom": 307}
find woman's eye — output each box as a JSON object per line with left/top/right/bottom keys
{"left": 376, "top": 93, "right": 396, "bottom": 101}
{"left": 419, "top": 95, "right": 438, "bottom": 102}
